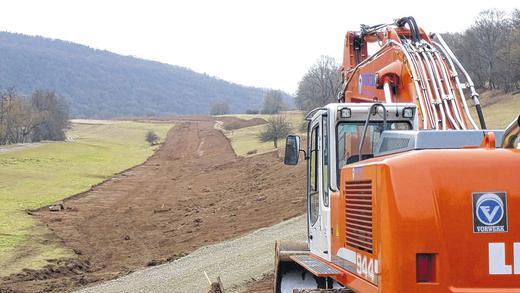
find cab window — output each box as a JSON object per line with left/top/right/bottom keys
{"left": 336, "top": 121, "right": 411, "bottom": 179}
{"left": 309, "top": 125, "right": 319, "bottom": 224}
{"left": 322, "top": 115, "right": 329, "bottom": 207}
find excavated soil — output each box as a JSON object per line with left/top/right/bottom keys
{"left": 0, "top": 117, "right": 305, "bottom": 293}
{"left": 242, "top": 274, "right": 273, "bottom": 293}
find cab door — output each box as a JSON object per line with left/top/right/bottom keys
{"left": 308, "top": 114, "right": 331, "bottom": 260}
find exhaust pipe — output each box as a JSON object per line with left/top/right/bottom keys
{"left": 502, "top": 115, "right": 520, "bottom": 148}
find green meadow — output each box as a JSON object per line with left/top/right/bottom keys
{"left": 0, "top": 120, "right": 173, "bottom": 275}
{"left": 472, "top": 92, "right": 520, "bottom": 129}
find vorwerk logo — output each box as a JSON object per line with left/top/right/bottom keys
{"left": 473, "top": 192, "right": 508, "bottom": 233}
{"left": 476, "top": 193, "right": 504, "bottom": 225}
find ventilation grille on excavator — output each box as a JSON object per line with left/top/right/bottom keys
{"left": 345, "top": 180, "right": 373, "bottom": 254}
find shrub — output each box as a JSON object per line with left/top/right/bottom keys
{"left": 146, "top": 130, "right": 159, "bottom": 145}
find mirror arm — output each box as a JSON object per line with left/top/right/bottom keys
{"left": 300, "top": 149, "right": 308, "bottom": 160}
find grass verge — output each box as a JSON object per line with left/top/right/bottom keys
{"left": 470, "top": 91, "right": 519, "bottom": 129}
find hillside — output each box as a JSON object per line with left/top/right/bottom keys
{"left": 470, "top": 91, "right": 520, "bottom": 129}
{"left": 0, "top": 32, "right": 291, "bottom": 118}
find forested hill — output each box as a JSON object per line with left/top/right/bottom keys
{"left": 0, "top": 32, "right": 289, "bottom": 118}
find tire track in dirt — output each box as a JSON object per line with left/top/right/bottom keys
{"left": 1, "top": 116, "right": 306, "bottom": 293}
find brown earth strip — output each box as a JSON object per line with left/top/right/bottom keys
{"left": 218, "top": 117, "right": 267, "bottom": 130}
{"left": 0, "top": 117, "right": 305, "bottom": 293}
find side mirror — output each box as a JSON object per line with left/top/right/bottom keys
{"left": 284, "top": 135, "right": 301, "bottom": 165}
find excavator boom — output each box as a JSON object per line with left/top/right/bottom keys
{"left": 339, "top": 16, "right": 485, "bottom": 131}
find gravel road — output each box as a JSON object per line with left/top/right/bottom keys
{"left": 76, "top": 215, "right": 306, "bottom": 293}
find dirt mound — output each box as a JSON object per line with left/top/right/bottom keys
{"left": 5, "top": 259, "right": 91, "bottom": 282}
{"left": 1, "top": 259, "right": 94, "bottom": 292}
{"left": 219, "top": 117, "right": 267, "bottom": 130}
{"left": 0, "top": 117, "right": 305, "bottom": 293}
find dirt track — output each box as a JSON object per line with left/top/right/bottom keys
{"left": 0, "top": 117, "right": 305, "bottom": 292}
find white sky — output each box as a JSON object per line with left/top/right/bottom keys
{"left": 0, "top": 0, "right": 517, "bottom": 94}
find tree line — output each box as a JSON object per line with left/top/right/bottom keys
{"left": 210, "top": 89, "right": 287, "bottom": 116}
{"left": 0, "top": 89, "right": 69, "bottom": 145}
{"left": 443, "top": 9, "right": 520, "bottom": 92}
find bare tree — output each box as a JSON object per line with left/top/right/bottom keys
{"left": 258, "top": 115, "right": 293, "bottom": 148}
{"left": 0, "top": 89, "right": 43, "bottom": 144}
{"left": 472, "top": 9, "right": 510, "bottom": 89}
{"left": 261, "top": 90, "right": 285, "bottom": 114}
{"left": 31, "top": 90, "right": 69, "bottom": 142}
{"left": 0, "top": 89, "right": 69, "bottom": 145}
{"left": 0, "top": 91, "right": 11, "bottom": 144}
{"left": 295, "top": 56, "right": 342, "bottom": 112}
{"left": 210, "top": 101, "right": 230, "bottom": 115}
{"left": 443, "top": 9, "right": 520, "bottom": 92}
{"left": 509, "top": 9, "right": 520, "bottom": 91}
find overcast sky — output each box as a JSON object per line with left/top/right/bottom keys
{"left": 0, "top": 0, "right": 517, "bottom": 94}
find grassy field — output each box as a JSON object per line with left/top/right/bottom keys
{"left": 470, "top": 91, "right": 520, "bottom": 129}
{"left": 221, "top": 112, "right": 305, "bottom": 156}
{"left": 0, "top": 120, "right": 173, "bottom": 275}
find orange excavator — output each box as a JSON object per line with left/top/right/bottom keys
{"left": 277, "top": 17, "right": 520, "bottom": 292}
